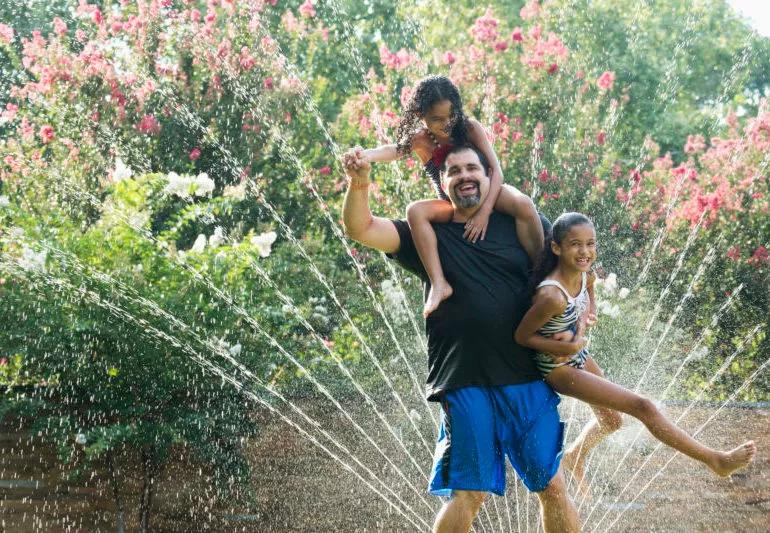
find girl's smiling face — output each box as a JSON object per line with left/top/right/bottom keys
{"left": 422, "top": 99, "right": 453, "bottom": 139}
{"left": 553, "top": 223, "right": 597, "bottom": 272}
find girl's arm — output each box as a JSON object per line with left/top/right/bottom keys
{"left": 586, "top": 271, "right": 598, "bottom": 327}
{"left": 361, "top": 144, "right": 400, "bottom": 163}
{"left": 465, "top": 118, "right": 503, "bottom": 242}
{"left": 515, "top": 287, "right": 588, "bottom": 356}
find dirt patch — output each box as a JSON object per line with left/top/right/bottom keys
{"left": 1, "top": 402, "right": 768, "bottom": 531}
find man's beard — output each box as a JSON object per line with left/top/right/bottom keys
{"left": 455, "top": 192, "right": 481, "bottom": 208}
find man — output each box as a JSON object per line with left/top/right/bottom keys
{"left": 342, "top": 144, "right": 580, "bottom": 533}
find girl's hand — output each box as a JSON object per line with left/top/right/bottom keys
{"left": 570, "top": 336, "right": 588, "bottom": 353}
{"left": 586, "top": 313, "right": 598, "bottom": 328}
{"left": 463, "top": 207, "right": 492, "bottom": 242}
{"left": 551, "top": 330, "right": 574, "bottom": 342}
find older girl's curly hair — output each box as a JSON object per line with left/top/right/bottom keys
{"left": 395, "top": 75, "right": 470, "bottom": 156}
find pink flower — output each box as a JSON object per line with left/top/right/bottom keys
{"left": 399, "top": 85, "right": 413, "bottom": 109}
{"left": 749, "top": 246, "right": 769, "bottom": 267}
{"left": 538, "top": 169, "right": 550, "bottom": 183}
{"left": 318, "top": 166, "right": 331, "bottom": 175}
{"left": 494, "top": 40, "right": 508, "bottom": 53}
{"left": 136, "top": 114, "right": 161, "bottom": 135}
{"left": 547, "top": 63, "right": 558, "bottom": 74}
{"left": 190, "top": 9, "right": 202, "bottom": 22}
{"left": 528, "top": 25, "right": 542, "bottom": 40}
{"left": 597, "top": 71, "right": 616, "bottom": 90}
{"left": 511, "top": 27, "right": 524, "bottom": 42}
{"left": 683, "top": 134, "right": 706, "bottom": 154}
{"left": 189, "top": 148, "right": 201, "bottom": 161}
{"left": 520, "top": 0, "right": 541, "bottom": 20}
{"left": 726, "top": 245, "right": 741, "bottom": 261}
{"left": 443, "top": 51, "right": 456, "bottom": 64}
{"left": 91, "top": 8, "right": 103, "bottom": 25}
{"left": 38, "top": 124, "right": 55, "bottom": 144}
{"left": 0, "top": 358, "right": 7, "bottom": 367}
{"left": 470, "top": 8, "right": 499, "bottom": 43}
{"left": 263, "top": 77, "right": 274, "bottom": 90}
{"left": 53, "top": 17, "right": 68, "bottom": 36}
{"left": 0, "top": 23, "right": 14, "bottom": 44}
{"left": 239, "top": 47, "right": 256, "bottom": 70}
{"left": 299, "top": 0, "right": 316, "bottom": 18}
{"left": 511, "top": 131, "right": 523, "bottom": 142}
{"left": 596, "top": 131, "right": 606, "bottom": 145}
{"left": 1, "top": 103, "right": 18, "bottom": 122}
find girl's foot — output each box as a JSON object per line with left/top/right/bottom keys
{"left": 710, "top": 441, "right": 756, "bottom": 477}
{"left": 562, "top": 448, "right": 591, "bottom": 500}
{"left": 424, "top": 282, "right": 453, "bottom": 317}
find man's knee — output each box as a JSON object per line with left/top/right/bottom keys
{"left": 452, "top": 490, "right": 487, "bottom": 510}
{"left": 537, "top": 470, "right": 568, "bottom": 502}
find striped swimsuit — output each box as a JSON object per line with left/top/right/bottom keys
{"left": 534, "top": 272, "right": 590, "bottom": 376}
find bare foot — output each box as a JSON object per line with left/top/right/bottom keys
{"left": 710, "top": 441, "right": 756, "bottom": 477}
{"left": 562, "top": 448, "right": 591, "bottom": 500}
{"left": 423, "top": 282, "right": 453, "bottom": 318}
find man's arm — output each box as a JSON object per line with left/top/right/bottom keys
{"left": 342, "top": 152, "right": 401, "bottom": 254}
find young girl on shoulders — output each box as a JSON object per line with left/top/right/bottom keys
{"left": 515, "top": 212, "right": 756, "bottom": 495}
{"left": 344, "top": 75, "right": 543, "bottom": 317}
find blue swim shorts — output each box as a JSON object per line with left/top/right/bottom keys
{"left": 429, "top": 380, "right": 564, "bottom": 496}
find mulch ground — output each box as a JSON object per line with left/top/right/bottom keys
{"left": 1, "top": 401, "right": 768, "bottom": 532}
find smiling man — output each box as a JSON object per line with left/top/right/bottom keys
{"left": 342, "top": 144, "right": 579, "bottom": 533}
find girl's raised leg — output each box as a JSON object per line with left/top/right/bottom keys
{"left": 546, "top": 364, "right": 756, "bottom": 477}
{"left": 406, "top": 199, "right": 455, "bottom": 317}
{"left": 552, "top": 357, "right": 622, "bottom": 499}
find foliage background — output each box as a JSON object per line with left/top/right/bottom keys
{"left": 0, "top": 0, "right": 768, "bottom": 526}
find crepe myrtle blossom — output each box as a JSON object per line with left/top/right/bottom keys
{"left": 251, "top": 231, "right": 277, "bottom": 257}
{"left": 208, "top": 226, "right": 225, "bottom": 248}
{"left": 112, "top": 157, "right": 133, "bottom": 182}
{"left": 164, "top": 172, "right": 215, "bottom": 199}
{"left": 190, "top": 234, "right": 207, "bottom": 253}
{"left": 18, "top": 245, "right": 47, "bottom": 271}
{"left": 597, "top": 70, "right": 616, "bottom": 90}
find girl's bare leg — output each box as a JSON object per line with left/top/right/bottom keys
{"left": 406, "top": 199, "right": 455, "bottom": 317}
{"left": 550, "top": 357, "right": 622, "bottom": 499}
{"left": 546, "top": 365, "right": 756, "bottom": 477}
{"left": 494, "top": 185, "right": 543, "bottom": 263}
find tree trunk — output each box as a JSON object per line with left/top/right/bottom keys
{"left": 106, "top": 450, "right": 126, "bottom": 533}
{"left": 138, "top": 447, "right": 158, "bottom": 533}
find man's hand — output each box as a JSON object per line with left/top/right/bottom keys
{"left": 343, "top": 148, "right": 371, "bottom": 182}
{"left": 464, "top": 206, "right": 492, "bottom": 243}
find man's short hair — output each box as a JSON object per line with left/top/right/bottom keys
{"left": 439, "top": 144, "right": 490, "bottom": 176}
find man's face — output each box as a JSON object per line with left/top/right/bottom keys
{"left": 442, "top": 149, "right": 489, "bottom": 209}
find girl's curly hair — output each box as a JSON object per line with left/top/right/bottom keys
{"left": 530, "top": 213, "right": 594, "bottom": 293}
{"left": 395, "top": 75, "right": 470, "bottom": 156}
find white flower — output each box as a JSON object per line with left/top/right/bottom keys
{"left": 192, "top": 172, "right": 215, "bottom": 197}
{"left": 223, "top": 182, "right": 247, "bottom": 201}
{"left": 618, "top": 287, "right": 630, "bottom": 299}
{"left": 604, "top": 272, "right": 618, "bottom": 294}
{"left": 251, "top": 231, "right": 277, "bottom": 257}
{"left": 0, "top": 195, "right": 9, "bottom": 207}
{"left": 208, "top": 226, "right": 225, "bottom": 248}
{"left": 689, "top": 345, "right": 709, "bottom": 361}
{"left": 18, "top": 245, "right": 47, "bottom": 272}
{"left": 190, "top": 234, "right": 207, "bottom": 253}
{"left": 164, "top": 171, "right": 192, "bottom": 198}
{"left": 600, "top": 303, "right": 620, "bottom": 318}
{"left": 112, "top": 157, "right": 133, "bottom": 182}
{"left": 408, "top": 409, "right": 422, "bottom": 424}
{"left": 229, "top": 343, "right": 242, "bottom": 357}
{"left": 74, "top": 433, "right": 87, "bottom": 445}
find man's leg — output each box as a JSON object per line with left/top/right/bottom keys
{"left": 433, "top": 490, "right": 487, "bottom": 533}
{"left": 536, "top": 468, "right": 580, "bottom": 533}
